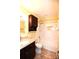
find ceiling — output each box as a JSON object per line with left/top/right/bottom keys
{"left": 20, "top": 0, "right": 59, "bottom": 21}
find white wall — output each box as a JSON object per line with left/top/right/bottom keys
{"left": 38, "top": 21, "right": 59, "bottom": 52}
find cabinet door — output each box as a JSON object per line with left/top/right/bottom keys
{"left": 28, "top": 15, "right": 38, "bottom": 31}
{"left": 20, "top": 42, "right": 36, "bottom": 59}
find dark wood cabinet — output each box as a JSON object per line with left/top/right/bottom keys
{"left": 20, "top": 42, "right": 36, "bottom": 59}
{"left": 28, "top": 15, "right": 38, "bottom": 31}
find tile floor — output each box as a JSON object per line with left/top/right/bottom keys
{"left": 34, "top": 48, "right": 59, "bottom": 59}
{"left": 34, "top": 54, "right": 41, "bottom": 59}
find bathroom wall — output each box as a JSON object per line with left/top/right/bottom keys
{"left": 38, "top": 20, "right": 59, "bottom": 52}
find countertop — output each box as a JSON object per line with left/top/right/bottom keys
{"left": 20, "top": 31, "right": 37, "bottom": 49}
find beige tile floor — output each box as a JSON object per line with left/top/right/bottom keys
{"left": 34, "top": 54, "right": 41, "bottom": 59}
{"left": 34, "top": 54, "right": 59, "bottom": 59}
{"left": 34, "top": 48, "right": 59, "bottom": 59}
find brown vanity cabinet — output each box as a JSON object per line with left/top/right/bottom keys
{"left": 20, "top": 42, "right": 36, "bottom": 59}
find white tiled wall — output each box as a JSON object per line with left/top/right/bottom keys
{"left": 37, "top": 22, "right": 59, "bottom": 52}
